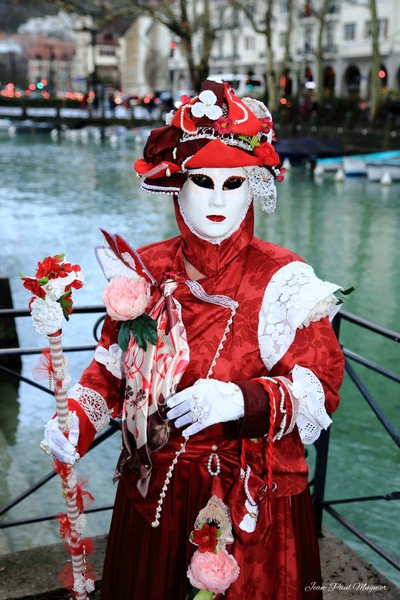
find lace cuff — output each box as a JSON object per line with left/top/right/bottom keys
{"left": 69, "top": 383, "right": 113, "bottom": 432}
{"left": 287, "top": 365, "right": 332, "bottom": 444}
{"left": 258, "top": 261, "right": 341, "bottom": 371}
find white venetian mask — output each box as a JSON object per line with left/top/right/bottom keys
{"left": 177, "top": 167, "right": 251, "bottom": 244}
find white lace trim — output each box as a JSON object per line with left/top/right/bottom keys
{"left": 244, "top": 166, "right": 277, "bottom": 213}
{"left": 258, "top": 261, "right": 341, "bottom": 371}
{"left": 185, "top": 280, "right": 239, "bottom": 311}
{"left": 180, "top": 127, "right": 253, "bottom": 153}
{"left": 141, "top": 181, "right": 180, "bottom": 194}
{"left": 289, "top": 365, "right": 332, "bottom": 444}
{"left": 299, "top": 295, "right": 339, "bottom": 328}
{"left": 241, "top": 97, "right": 274, "bottom": 143}
{"left": 69, "top": 383, "right": 113, "bottom": 432}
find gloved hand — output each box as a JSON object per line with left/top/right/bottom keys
{"left": 166, "top": 378, "right": 244, "bottom": 437}
{"left": 42, "top": 412, "right": 80, "bottom": 465}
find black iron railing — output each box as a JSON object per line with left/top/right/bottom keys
{"left": 0, "top": 306, "right": 399, "bottom": 573}
{"left": 311, "top": 311, "right": 400, "bottom": 571}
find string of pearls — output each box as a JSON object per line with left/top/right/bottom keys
{"left": 262, "top": 377, "right": 287, "bottom": 441}
{"left": 179, "top": 104, "right": 198, "bottom": 135}
{"left": 207, "top": 445, "right": 221, "bottom": 476}
{"left": 151, "top": 437, "right": 188, "bottom": 528}
{"left": 243, "top": 465, "right": 257, "bottom": 508}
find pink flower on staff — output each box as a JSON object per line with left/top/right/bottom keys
{"left": 102, "top": 276, "right": 150, "bottom": 321}
{"left": 187, "top": 548, "right": 240, "bottom": 594}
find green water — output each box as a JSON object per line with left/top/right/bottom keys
{"left": 0, "top": 135, "right": 399, "bottom": 584}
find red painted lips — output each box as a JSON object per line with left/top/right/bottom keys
{"left": 206, "top": 215, "right": 226, "bottom": 222}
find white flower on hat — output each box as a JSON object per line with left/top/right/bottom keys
{"left": 191, "top": 90, "right": 223, "bottom": 120}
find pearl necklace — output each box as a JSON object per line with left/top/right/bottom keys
{"left": 151, "top": 438, "right": 188, "bottom": 528}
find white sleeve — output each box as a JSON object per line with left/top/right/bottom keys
{"left": 258, "top": 261, "right": 341, "bottom": 371}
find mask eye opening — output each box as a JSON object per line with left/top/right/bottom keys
{"left": 222, "top": 176, "right": 246, "bottom": 191}
{"left": 189, "top": 174, "right": 214, "bottom": 189}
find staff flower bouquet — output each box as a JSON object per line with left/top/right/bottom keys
{"left": 186, "top": 496, "right": 240, "bottom": 600}
{"left": 21, "top": 254, "right": 84, "bottom": 336}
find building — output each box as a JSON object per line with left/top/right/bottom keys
{"left": 0, "top": 31, "right": 76, "bottom": 95}
{"left": 168, "top": 0, "right": 400, "bottom": 101}
{"left": 1, "top": 2, "right": 399, "bottom": 104}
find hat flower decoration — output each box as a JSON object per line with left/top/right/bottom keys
{"left": 134, "top": 77, "right": 285, "bottom": 213}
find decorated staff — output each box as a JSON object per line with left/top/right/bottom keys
{"left": 21, "top": 255, "right": 94, "bottom": 599}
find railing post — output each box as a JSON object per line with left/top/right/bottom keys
{"left": 312, "top": 427, "right": 331, "bottom": 535}
{"left": 312, "top": 312, "right": 342, "bottom": 535}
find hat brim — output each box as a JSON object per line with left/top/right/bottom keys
{"left": 140, "top": 172, "right": 188, "bottom": 194}
{"left": 184, "top": 139, "right": 259, "bottom": 169}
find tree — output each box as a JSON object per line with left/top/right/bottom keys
{"left": 48, "top": 0, "right": 219, "bottom": 92}
{"left": 368, "top": 0, "right": 380, "bottom": 120}
{"left": 314, "top": 0, "right": 330, "bottom": 108}
{"left": 281, "top": 0, "right": 295, "bottom": 80}
{"left": 231, "top": 0, "right": 279, "bottom": 110}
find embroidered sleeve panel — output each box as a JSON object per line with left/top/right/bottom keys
{"left": 69, "top": 383, "right": 113, "bottom": 432}
{"left": 258, "top": 261, "right": 342, "bottom": 371}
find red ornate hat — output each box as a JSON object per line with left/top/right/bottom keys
{"left": 134, "top": 77, "right": 284, "bottom": 197}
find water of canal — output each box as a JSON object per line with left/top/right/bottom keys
{"left": 0, "top": 134, "right": 399, "bottom": 584}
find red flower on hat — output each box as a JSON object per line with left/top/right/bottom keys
{"left": 258, "top": 116, "right": 273, "bottom": 134}
{"left": 253, "top": 142, "right": 280, "bottom": 167}
{"left": 214, "top": 116, "right": 233, "bottom": 134}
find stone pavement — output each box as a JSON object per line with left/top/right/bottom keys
{"left": 0, "top": 529, "right": 398, "bottom": 599}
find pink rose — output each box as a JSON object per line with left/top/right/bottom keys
{"left": 187, "top": 549, "right": 240, "bottom": 594}
{"left": 102, "top": 276, "right": 150, "bottom": 321}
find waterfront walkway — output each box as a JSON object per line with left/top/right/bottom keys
{"left": 0, "top": 529, "right": 398, "bottom": 599}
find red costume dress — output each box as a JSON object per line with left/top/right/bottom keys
{"left": 67, "top": 202, "right": 344, "bottom": 600}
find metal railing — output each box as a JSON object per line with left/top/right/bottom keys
{"left": 0, "top": 306, "right": 399, "bottom": 573}
{"left": 311, "top": 311, "right": 400, "bottom": 571}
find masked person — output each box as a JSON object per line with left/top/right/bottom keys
{"left": 44, "top": 78, "right": 344, "bottom": 599}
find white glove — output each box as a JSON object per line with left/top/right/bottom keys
{"left": 42, "top": 413, "right": 80, "bottom": 465}
{"left": 166, "top": 379, "right": 244, "bottom": 437}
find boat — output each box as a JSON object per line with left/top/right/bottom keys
{"left": 366, "top": 160, "right": 400, "bottom": 182}
{"left": 313, "top": 155, "right": 343, "bottom": 173}
{"left": 12, "top": 119, "right": 55, "bottom": 134}
{"left": 343, "top": 150, "right": 400, "bottom": 177}
{"left": 274, "top": 137, "right": 346, "bottom": 162}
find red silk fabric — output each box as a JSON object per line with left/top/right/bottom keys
{"left": 70, "top": 207, "right": 344, "bottom": 598}
{"left": 102, "top": 481, "right": 323, "bottom": 600}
